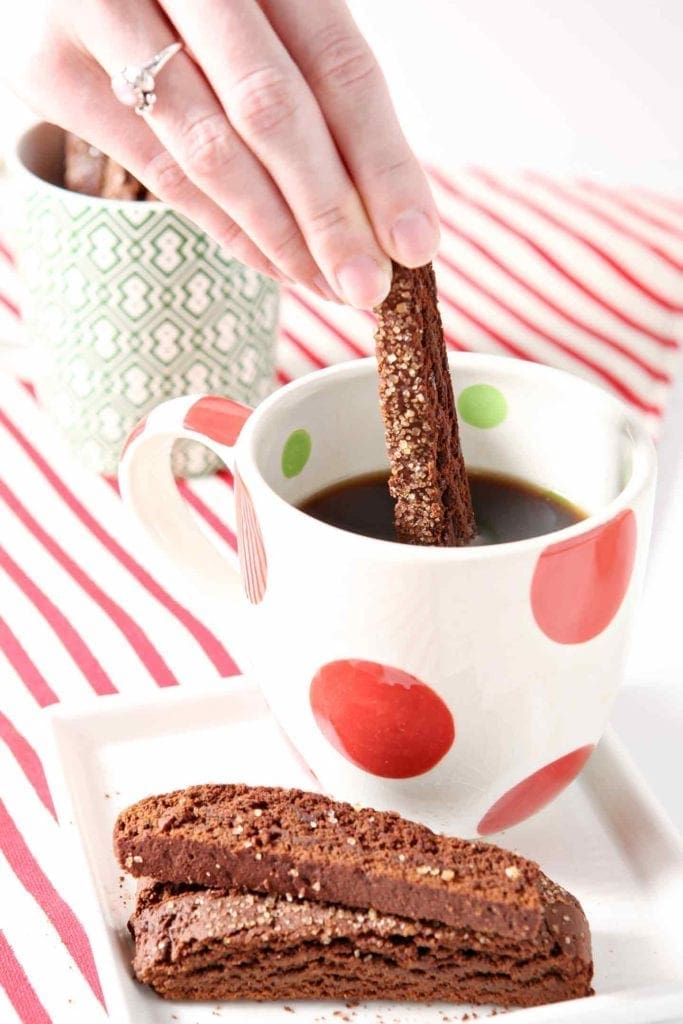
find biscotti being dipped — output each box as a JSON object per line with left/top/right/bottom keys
{"left": 115, "top": 783, "right": 593, "bottom": 1008}
{"left": 374, "top": 263, "right": 476, "bottom": 547}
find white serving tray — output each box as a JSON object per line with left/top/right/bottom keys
{"left": 44, "top": 676, "right": 683, "bottom": 1024}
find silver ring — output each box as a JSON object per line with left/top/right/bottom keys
{"left": 110, "top": 42, "right": 183, "bottom": 116}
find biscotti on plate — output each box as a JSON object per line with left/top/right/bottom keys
{"left": 115, "top": 784, "right": 593, "bottom": 1007}
{"left": 115, "top": 783, "right": 541, "bottom": 936}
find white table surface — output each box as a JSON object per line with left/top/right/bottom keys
{"left": 1, "top": 0, "right": 681, "bottom": 835}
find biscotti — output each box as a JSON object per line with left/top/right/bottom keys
{"left": 129, "top": 878, "right": 592, "bottom": 1005}
{"left": 374, "top": 262, "right": 475, "bottom": 546}
{"left": 115, "top": 784, "right": 545, "bottom": 939}
{"left": 64, "top": 133, "right": 147, "bottom": 200}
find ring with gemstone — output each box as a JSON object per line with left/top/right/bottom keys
{"left": 110, "top": 42, "right": 183, "bottom": 116}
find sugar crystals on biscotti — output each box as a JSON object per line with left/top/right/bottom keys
{"left": 374, "top": 262, "right": 475, "bottom": 546}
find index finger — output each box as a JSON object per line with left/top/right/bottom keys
{"left": 160, "top": 0, "right": 392, "bottom": 309}
{"left": 261, "top": 0, "right": 441, "bottom": 269}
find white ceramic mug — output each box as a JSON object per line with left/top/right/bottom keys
{"left": 119, "top": 353, "right": 656, "bottom": 836}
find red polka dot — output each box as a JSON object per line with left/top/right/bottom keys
{"left": 235, "top": 471, "right": 267, "bottom": 604}
{"left": 310, "top": 659, "right": 455, "bottom": 779}
{"left": 531, "top": 510, "right": 636, "bottom": 644}
{"left": 184, "top": 396, "right": 251, "bottom": 447}
{"left": 477, "top": 744, "right": 594, "bottom": 835}
{"left": 121, "top": 416, "right": 147, "bottom": 458}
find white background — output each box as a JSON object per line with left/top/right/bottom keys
{"left": 1, "top": 0, "right": 682, "bottom": 831}
{"left": 349, "top": 0, "right": 683, "bottom": 189}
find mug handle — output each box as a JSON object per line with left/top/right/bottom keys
{"left": 118, "top": 394, "right": 252, "bottom": 605}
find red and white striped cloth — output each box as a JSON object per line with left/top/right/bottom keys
{"left": 1, "top": 168, "right": 682, "bottom": 1023}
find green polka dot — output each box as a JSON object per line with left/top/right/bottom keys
{"left": 458, "top": 384, "right": 508, "bottom": 429}
{"left": 282, "top": 429, "right": 312, "bottom": 478}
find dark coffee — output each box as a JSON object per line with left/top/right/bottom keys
{"left": 300, "top": 470, "right": 585, "bottom": 546}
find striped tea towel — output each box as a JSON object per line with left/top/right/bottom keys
{"left": 1, "top": 167, "right": 682, "bottom": 1023}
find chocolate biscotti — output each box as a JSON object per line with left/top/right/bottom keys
{"left": 114, "top": 786, "right": 548, "bottom": 937}
{"left": 114, "top": 784, "right": 544, "bottom": 939}
{"left": 129, "top": 878, "right": 592, "bottom": 1006}
{"left": 374, "top": 262, "right": 475, "bottom": 546}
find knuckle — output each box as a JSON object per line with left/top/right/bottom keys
{"left": 143, "top": 149, "right": 189, "bottom": 201}
{"left": 216, "top": 221, "right": 245, "bottom": 253}
{"left": 179, "top": 112, "right": 236, "bottom": 179}
{"left": 269, "top": 226, "right": 305, "bottom": 263}
{"left": 218, "top": 231, "right": 270, "bottom": 277}
{"left": 376, "top": 155, "right": 415, "bottom": 181}
{"left": 310, "top": 30, "right": 379, "bottom": 91}
{"left": 308, "top": 202, "right": 349, "bottom": 236}
{"left": 231, "top": 65, "right": 299, "bottom": 137}
{"left": 219, "top": 219, "right": 243, "bottom": 246}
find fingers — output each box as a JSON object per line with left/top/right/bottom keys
{"left": 148, "top": 66, "right": 331, "bottom": 296}
{"left": 75, "top": 0, "right": 334, "bottom": 297}
{"left": 160, "top": 0, "right": 392, "bottom": 308}
{"left": 25, "top": 34, "right": 285, "bottom": 282}
{"left": 261, "top": 0, "right": 440, "bottom": 269}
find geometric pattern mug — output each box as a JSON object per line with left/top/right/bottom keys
{"left": 13, "top": 123, "right": 279, "bottom": 476}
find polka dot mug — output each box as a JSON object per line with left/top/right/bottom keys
{"left": 119, "top": 354, "right": 656, "bottom": 837}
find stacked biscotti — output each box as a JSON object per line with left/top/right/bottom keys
{"left": 115, "top": 784, "right": 593, "bottom": 1007}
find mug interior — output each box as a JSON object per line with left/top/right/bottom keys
{"left": 15, "top": 122, "right": 167, "bottom": 209}
{"left": 250, "top": 355, "right": 642, "bottom": 524}
{"left": 17, "top": 122, "right": 66, "bottom": 189}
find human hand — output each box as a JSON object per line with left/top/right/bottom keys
{"left": 6, "top": 0, "right": 440, "bottom": 306}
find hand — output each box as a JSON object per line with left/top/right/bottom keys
{"left": 5, "top": 0, "right": 440, "bottom": 307}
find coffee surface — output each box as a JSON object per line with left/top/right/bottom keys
{"left": 300, "top": 470, "right": 584, "bottom": 546}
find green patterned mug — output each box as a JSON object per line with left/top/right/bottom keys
{"left": 13, "top": 122, "right": 279, "bottom": 476}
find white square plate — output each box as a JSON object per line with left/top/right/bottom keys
{"left": 45, "top": 677, "right": 683, "bottom": 1024}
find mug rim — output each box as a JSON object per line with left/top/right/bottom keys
{"left": 11, "top": 121, "right": 168, "bottom": 211}
{"left": 238, "top": 353, "right": 656, "bottom": 562}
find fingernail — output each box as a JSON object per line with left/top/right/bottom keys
{"left": 391, "top": 209, "right": 440, "bottom": 266}
{"left": 313, "top": 274, "right": 340, "bottom": 302}
{"left": 335, "top": 255, "right": 392, "bottom": 309}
